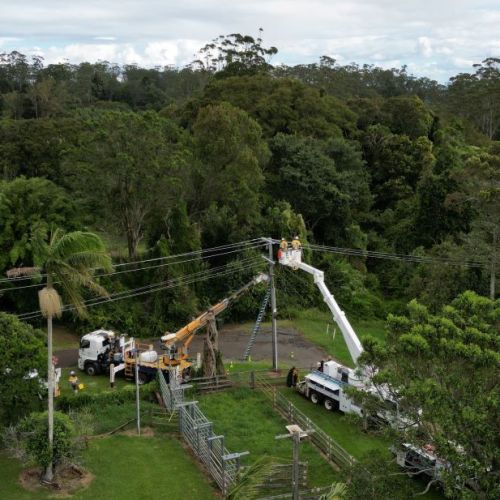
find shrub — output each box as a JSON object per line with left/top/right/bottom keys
{"left": 19, "top": 411, "right": 75, "bottom": 470}
{"left": 56, "top": 381, "right": 157, "bottom": 412}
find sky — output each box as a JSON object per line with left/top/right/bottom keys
{"left": 0, "top": 0, "right": 498, "bottom": 82}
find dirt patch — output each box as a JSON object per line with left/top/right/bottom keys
{"left": 19, "top": 465, "right": 94, "bottom": 497}
{"left": 121, "top": 426, "right": 155, "bottom": 437}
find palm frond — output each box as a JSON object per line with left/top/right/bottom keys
{"left": 66, "top": 250, "right": 114, "bottom": 273}
{"left": 52, "top": 231, "right": 111, "bottom": 269}
{"left": 228, "top": 456, "right": 282, "bottom": 499}
{"left": 30, "top": 225, "right": 50, "bottom": 267}
{"left": 55, "top": 271, "right": 87, "bottom": 316}
{"left": 319, "top": 482, "right": 348, "bottom": 500}
{"left": 30, "top": 227, "right": 112, "bottom": 318}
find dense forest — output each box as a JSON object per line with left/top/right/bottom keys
{"left": 0, "top": 34, "right": 498, "bottom": 336}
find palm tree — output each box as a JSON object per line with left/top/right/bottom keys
{"left": 32, "top": 228, "right": 113, "bottom": 482}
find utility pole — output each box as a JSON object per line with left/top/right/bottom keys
{"left": 268, "top": 238, "right": 278, "bottom": 371}
{"left": 276, "top": 426, "right": 314, "bottom": 500}
{"left": 135, "top": 348, "right": 141, "bottom": 436}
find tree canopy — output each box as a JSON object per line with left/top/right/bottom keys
{"left": 359, "top": 291, "right": 500, "bottom": 498}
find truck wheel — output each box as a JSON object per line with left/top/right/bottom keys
{"left": 85, "top": 363, "right": 98, "bottom": 376}
{"left": 324, "top": 398, "right": 334, "bottom": 411}
{"left": 137, "top": 372, "right": 151, "bottom": 385}
{"left": 310, "top": 392, "right": 320, "bottom": 404}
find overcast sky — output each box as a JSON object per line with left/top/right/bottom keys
{"left": 0, "top": 1, "right": 498, "bottom": 82}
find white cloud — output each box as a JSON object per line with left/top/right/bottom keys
{"left": 0, "top": 1, "right": 498, "bottom": 81}
{"left": 417, "top": 37, "right": 433, "bottom": 57}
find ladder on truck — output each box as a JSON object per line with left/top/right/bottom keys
{"left": 243, "top": 286, "right": 271, "bottom": 360}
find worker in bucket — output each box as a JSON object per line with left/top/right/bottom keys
{"left": 278, "top": 237, "right": 288, "bottom": 260}
{"left": 291, "top": 236, "right": 301, "bottom": 250}
{"left": 68, "top": 371, "right": 79, "bottom": 394}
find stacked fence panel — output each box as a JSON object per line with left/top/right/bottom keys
{"left": 157, "top": 371, "right": 244, "bottom": 494}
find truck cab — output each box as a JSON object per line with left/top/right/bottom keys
{"left": 78, "top": 329, "right": 117, "bottom": 375}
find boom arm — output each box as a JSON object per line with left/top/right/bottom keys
{"left": 279, "top": 250, "right": 363, "bottom": 364}
{"left": 161, "top": 272, "right": 269, "bottom": 347}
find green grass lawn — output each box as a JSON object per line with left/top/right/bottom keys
{"left": 0, "top": 435, "right": 215, "bottom": 500}
{"left": 280, "top": 387, "right": 390, "bottom": 459}
{"left": 53, "top": 324, "right": 80, "bottom": 350}
{"left": 198, "top": 387, "right": 340, "bottom": 489}
{"left": 290, "top": 309, "right": 386, "bottom": 368}
{"left": 58, "top": 367, "right": 128, "bottom": 398}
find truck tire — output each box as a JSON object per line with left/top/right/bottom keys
{"left": 324, "top": 398, "right": 335, "bottom": 411}
{"left": 310, "top": 391, "right": 320, "bottom": 404}
{"left": 137, "top": 372, "right": 151, "bottom": 385}
{"left": 85, "top": 363, "right": 98, "bottom": 376}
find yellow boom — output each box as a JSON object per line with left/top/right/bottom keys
{"left": 160, "top": 272, "right": 269, "bottom": 369}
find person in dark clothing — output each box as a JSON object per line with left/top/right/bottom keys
{"left": 286, "top": 366, "right": 296, "bottom": 387}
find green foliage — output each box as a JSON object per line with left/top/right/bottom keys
{"left": 347, "top": 450, "right": 414, "bottom": 500}
{"left": 186, "top": 73, "right": 357, "bottom": 139}
{"left": 0, "top": 177, "right": 78, "bottom": 272}
{"left": 360, "top": 292, "right": 500, "bottom": 497}
{"left": 32, "top": 227, "right": 112, "bottom": 317}
{"left": 193, "top": 30, "right": 278, "bottom": 77}
{"left": 65, "top": 110, "right": 190, "bottom": 258}
{"left": 0, "top": 312, "right": 47, "bottom": 425}
{"left": 192, "top": 102, "right": 268, "bottom": 243}
{"left": 381, "top": 95, "right": 435, "bottom": 139}
{"left": 362, "top": 124, "right": 435, "bottom": 212}
{"left": 447, "top": 58, "right": 500, "bottom": 140}
{"left": 56, "top": 383, "right": 156, "bottom": 412}
{"left": 0, "top": 117, "right": 84, "bottom": 180}
{"left": 19, "top": 411, "right": 75, "bottom": 469}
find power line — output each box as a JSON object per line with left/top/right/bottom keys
{"left": 19, "top": 261, "right": 262, "bottom": 322}
{"left": 0, "top": 241, "right": 266, "bottom": 293}
{"left": 304, "top": 243, "right": 488, "bottom": 269}
{"left": 17, "top": 257, "right": 260, "bottom": 320}
{"left": 17, "top": 257, "right": 264, "bottom": 321}
{"left": 0, "top": 238, "right": 265, "bottom": 285}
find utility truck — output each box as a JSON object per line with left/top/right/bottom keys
{"left": 278, "top": 242, "right": 450, "bottom": 483}
{"left": 78, "top": 273, "right": 269, "bottom": 384}
{"left": 278, "top": 245, "right": 373, "bottom": 416}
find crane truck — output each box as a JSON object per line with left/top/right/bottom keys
{"left": 78, "top": 272, "right": 269, "bottom": 384}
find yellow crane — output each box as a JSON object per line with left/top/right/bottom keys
{"left": 159, "top": 272, "right": 269, "bottom": 371}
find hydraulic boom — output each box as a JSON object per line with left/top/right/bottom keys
{"left": 278, "top": 248, "right": 363, "bottom": 364}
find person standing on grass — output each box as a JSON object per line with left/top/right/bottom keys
{"left": 68, "top": 371, "right": 79, "bottom": 394}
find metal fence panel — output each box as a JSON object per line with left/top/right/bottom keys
{"left": 157, "top": 371, "right": 246, "bottom": 494}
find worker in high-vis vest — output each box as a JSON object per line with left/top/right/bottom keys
{"left": 279, "top": 238, "right": 288, "bottom": 251}
{"left": 69, "top": 371, "right": 79, "bottom": 394}
{"left": 291, "top": 236, "right": 301, "bottom": 250}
